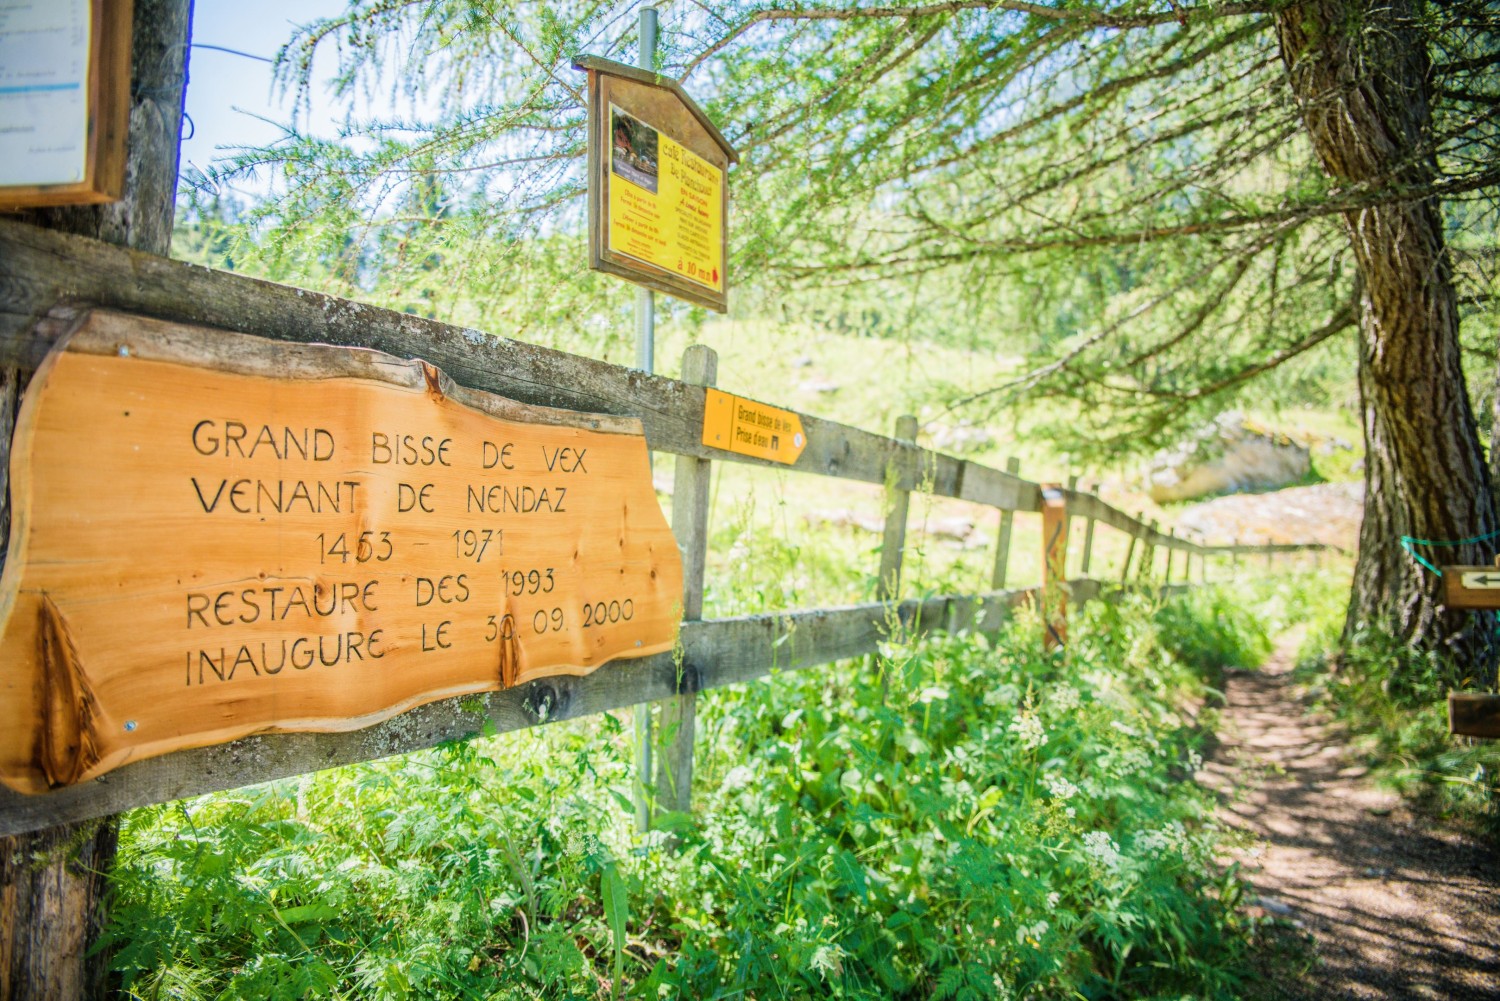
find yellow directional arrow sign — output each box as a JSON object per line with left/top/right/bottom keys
{"left": 701, "top": 388, "right": 807, "bottom": 465}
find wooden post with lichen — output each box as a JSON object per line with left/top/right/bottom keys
{"left": 654, "top": 345, "right": 717, "bottom": 821}
{"left": 1121, "top": 515, "right": 1141, "bottom": 582}
{"left": 992, "top": 457, "right": 1022, "bottom": 589}
{"left": 0, "top": 3, "right": 193, "bottom": 997}
{"left": 1041, "top": 485, "right": 1069, "bottom": 650}
{"left": 878, "top": 416, "right": 919, "bottom": 603}
{"left": 1080, "top": 486, "right": 1096, "bottom": 578}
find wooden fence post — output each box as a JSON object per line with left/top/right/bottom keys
{"left": 1065, "top": 475, "right": 1078, "bottom": 576}
{"left": 1140, "top": 520, "right": 1160, "bottom": 580}
{"left": 654, "top": 345, "right": 717, "bottom": 821}
{"left": 992, "top": 457, "right": 1022, "bottom": 589}
{"left": 1080, "top": 489, "right": 1097, "bottom": 578}
{"left": 2, "top": 3, "right": 194, "bottom": 997}
{"left": 1164, "top": 532, "right": 1175, "bottom": 583}
{"left": 1121, "top": 514, "right": 1141, "bottom": 582}
{"left": 655, "top": 345, "right": 717, "bottom": 817}
{"left": 1042, "top": 485, "right": 1069, "bottom": 650}
{"left": 878, "top": 415, "right": 919, "bottom": 602}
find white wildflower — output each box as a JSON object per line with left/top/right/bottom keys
{"left": 721, "top": 765, "right": 755, "bottom": 792}
{"left": 1135, "top": 821, "right": 1186, "bottom": 858}
{"left": 1046, "top": 891, "right": 1061, "bottom": 909}
{"left": 1049, "top": 686, "right": 1082, "bottom": 713}
{"left": 1111, "top": 747, "right": 1152, "bottom": 776}
{"left": 1082, "top": 830, "right": 1123, "bottom": 870}
{"left": 984, "top": 682, "right": 1022, "bottom": 707}
{"left": 1044, "top": 774, "right": 1079, "bottom": 800}
{"left": 1015, "top": 919, "right": 1050, "bottom": 945}
{"left": 1135, "top": 829, "right": 1174, "bottom": 857}
{"left": 1110, "top": 720, "right": 1140, "bottom": 737}
{"left": 809, "top": 944, "right": 844, "bottom": 981}
{"left": 1009, "top": 710, "right": 1047, "bottom": 751}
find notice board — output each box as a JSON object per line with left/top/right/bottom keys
{"left": 576, "top": 55, "right": 737, "bottom": 313}
{"left": 0, "top": 0, "right": 131, "bottom": 209}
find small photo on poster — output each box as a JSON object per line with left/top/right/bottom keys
{"left": 610, "top": 106, "right": 659, "bottom": 194}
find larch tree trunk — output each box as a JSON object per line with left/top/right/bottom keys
{"left": 0, "top": 2, "right": 193, "bottom": 998}
{"left": 1277, "top": 0, "right": 1498, "bottom": 678}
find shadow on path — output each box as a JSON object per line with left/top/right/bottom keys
{"left": 1202, "top": 635, "right": 1500, "bottom": 1000}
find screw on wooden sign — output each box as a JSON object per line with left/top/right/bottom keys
{"left": 700, "top": 388, "right": 807, "bottom": 465}
{"left": 0, "top": 311, "right": 684, "bottom": 794}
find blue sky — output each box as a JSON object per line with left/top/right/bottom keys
{"left": 179, "top": 1, "right": 345, "bottom": 197}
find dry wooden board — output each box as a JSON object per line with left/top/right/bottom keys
{"left": 0, "top": 223, "right": 1049, "bottom": 511}
{"left": 0, "top": 311, "right": 683, "bottom": 794}
{"left": 1449, "top": 693, "right": 1500, "bottom": 739}
{"left": 0, "top": 583, "right": 1051, "bottom": 836}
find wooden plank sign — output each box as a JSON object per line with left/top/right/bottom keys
{"left": 575, "top": 55, "right": 737, "bottom": 313}
{"left": 701, "top": 388, "right": 806, "bottom": 465}
{"left": 1449, "top": 693, "right": 1500, "bottom": 739}
{"left": 1443, "top": 565, "right": 1500, "bottom": 610}
{"left": 0, "top": 311, "right": 683, "bottom": 794}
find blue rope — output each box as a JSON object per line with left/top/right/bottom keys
{"left": 1398, "top": 528, "right": 1500, "bottom": 577}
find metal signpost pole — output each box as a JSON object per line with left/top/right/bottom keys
{"left": 632, "top": 6, "right": 659, "bottom": 835}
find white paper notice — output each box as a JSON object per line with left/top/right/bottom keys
{"left": 0, "top": 0, "right": 91, "bottom": 187}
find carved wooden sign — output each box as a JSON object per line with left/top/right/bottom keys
{"left": 0, "top": 311, "right": 683, "bottom": 794}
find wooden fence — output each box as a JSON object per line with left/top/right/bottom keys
{"left": 0, "top": 220, "right": 1335, "bottom": 837}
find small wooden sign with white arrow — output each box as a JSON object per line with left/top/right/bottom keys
{"left": 1442, "top": 563, "right": 1500, "bottom": 610}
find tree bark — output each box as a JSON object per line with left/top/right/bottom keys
{"left": 0, "top": 2, "right": 192, "bottom": 998}
{"left": 1277, "top": 0, "right": 1498, "bottom": 677}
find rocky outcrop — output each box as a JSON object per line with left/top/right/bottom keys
{"left": 1148, "top": 413, "right": 1310, "bottom": 502}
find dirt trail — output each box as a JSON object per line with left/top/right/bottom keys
{"left": 1201, "top": 635, "right": 1500, "bottom": 1000}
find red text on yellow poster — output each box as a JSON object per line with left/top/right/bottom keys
{"left": 607, "top": 105, "right": 724, "bottom": 292}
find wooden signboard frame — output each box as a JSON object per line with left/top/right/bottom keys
{"left": 0, "top": 0, "right": 132, "bottom": 209}
{"left": 575, "top": 54, "right": 737, "bottom": 313}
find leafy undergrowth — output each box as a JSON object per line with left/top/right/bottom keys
{"left": 107, "top": 593, "right": 1272, "bottom": 1000}
{"left": 1295, "top": 586, "right": 1500, "bottom": 840}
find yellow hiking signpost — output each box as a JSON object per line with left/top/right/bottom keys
{"left": 700, "top": 388, "right": 807, "bottom": 465}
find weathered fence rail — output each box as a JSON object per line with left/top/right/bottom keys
{"left": 0, "top": 220, "right": 1335, "bottom": 837}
